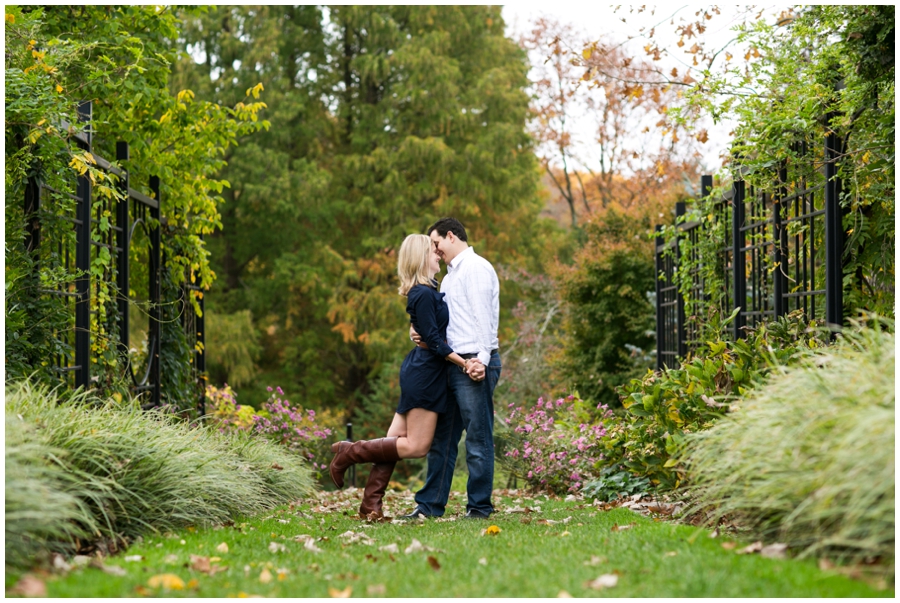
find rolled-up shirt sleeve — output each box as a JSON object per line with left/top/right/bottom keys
{"left": 407, "top": 286, "right": 454, "bottom": 359}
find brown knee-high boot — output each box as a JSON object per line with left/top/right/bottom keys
{"left": 359, "top": 462, "right": 396, "bottom": 520}
{"left": 329, "top": 437, "right": 401, "bottom": 489}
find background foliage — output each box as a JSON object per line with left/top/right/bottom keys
{"left": 5, "top": 6, "right": 267, "bottom": 393}
{"left": 171, "top": 6, "right": 566, "bottom": 416}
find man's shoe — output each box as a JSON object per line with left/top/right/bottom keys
{"left": 464, "top": 509, "right": 491, "bottom": 520}
{"left": 397, "top": 506, "right": 431, "bottom": 520}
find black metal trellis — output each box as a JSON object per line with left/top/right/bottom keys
{"left": 23, "top": 101, "right": 205, "bottom": 410}
{"left": 655, "top": 135, "right": 845, "bottom": 369}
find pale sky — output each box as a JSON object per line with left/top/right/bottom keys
{"left": 500, "top": 4, "right": 766, "bottom": 174}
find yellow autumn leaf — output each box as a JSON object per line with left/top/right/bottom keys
{"left": 484, "top": 525, "right": 501, "bottom": 536}
{"left": 147, "top": 574, "right": 185, "bottom": 590}
{"left": 582, "top": 48, "right": 592, "bottom": 60}
{"left": 329, "top": 586, "right": 353, "bottom": 598}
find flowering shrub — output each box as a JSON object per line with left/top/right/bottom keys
{"left": 252, "top": 387, "right": 335, "bottom": 476}
{"left": 206, "top": 384, "right": 257, "bottom": 431}
{"left": 500, "top": 392, "right": 613, "bottom": 494}
{"left": 206, "top": 385, "right": 336, "bottom": 478}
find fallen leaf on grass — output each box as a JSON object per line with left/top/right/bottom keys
{"left": 584, "top": 555, "right": 607, "bottom": 566}
{"left": 721, "top": 542, "right": 737, "bottom": 550}
{"left": 478, "top": 557, "right": 488, "bottom": 566}
{"left": 269, "top": 541, "right": 287, "bottom": 553}
{"left": 585, "top": 573, "right": 619, "bottom": 590}
{"left": 560, "top": 530, "right": 571, "bottom": 537}
{"left": 482, "top": 525, "right": 501, "bottom": 536}
{"left": 611, "top": 523, "right": 635, "bottom": 532}
{"left": 328, "top": 585, "right": 353, "bottom": 598}
{"left": 304, "top": 539, "right": 323, "bottom": 553}
{"left": 190, "top": 554, "right": 228, "bottom": 576}
{"left": 259, "top": 569, "right": 273, "bottom": 584}
{"left": 404, "top": 538, "right": 443, "bottom": 554}
{"left": 134, "top": 585, "right": 153, "bottom": 596}
{"left": 736, "top": 541, "right": 763, "bottom": 555}
{"left": 124, "top": 555, "right": 144, "bottom": 563}
{"left": 503, "top": 505, "right": 531, "bottom": 514}
{"left": 557, "top": 590, "right": 573, "bottom": 597}
{"left": 216, "top": 542, "right": 229, "bottom": 554}
{"left": 378, "top": 543, "right": 399, "bottom": 554}
{"left": 338, "top": 530, "right": 375, "bottom": 545}
{"left": 9, "top": 574, "right": 47, "bottom": 597}
{"left": 190, "top": 555, "right": 211, "bottom": 573}
{"left": 367, "top": 584, "right": 386, "bottom": 595}
{"left": 92, "top": 559, "right": 127, "bottom": 577}
{"left": 818, "top": 558, "right": 835, "bottom": 571}
{"left": 663, "top": 551, "right": 678, "bottom": 557}
{"left": 427, "top": 556, "right": 441, "bottom": 571}
{"left": 760, "top": 543, "right": 788, "bottom": 559}
{"left": 48, "top": 554, "right": 70, "bottom": 573}
{"left": 646, "top": 503, "right": 675, "bottom": 515}
{"left": 147, "top": 573, "right": 185, "bottom": 590}
{"left": 186, "top": 579, "right": 200, "bottom": 589}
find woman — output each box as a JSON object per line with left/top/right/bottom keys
{"left": 329, "top": 234, "right": 479, "bottom": 520}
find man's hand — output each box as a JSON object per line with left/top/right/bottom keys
{"left": 409, "top": 324, "right": 428, "bottom": 349}
{"left": 466, "top": 358, "right": 486, "bottom": 381}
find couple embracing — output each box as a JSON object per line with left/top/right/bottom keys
{"left": 329, "top": 217, "right": 501, "bottom": 520}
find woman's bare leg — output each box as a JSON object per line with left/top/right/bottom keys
{"left": 393, "top": 408, "right": 438, "bottom": 459}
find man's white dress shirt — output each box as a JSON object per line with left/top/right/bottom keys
{"left": 441, "top": 246, "right": 499, "bottom": 366}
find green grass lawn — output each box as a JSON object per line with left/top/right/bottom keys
{"left": 19, "top": 489, "right": 891, "bottom": 598}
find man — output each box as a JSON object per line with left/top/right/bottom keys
{"left": 403, "top": 217, "right": 501, "bottom": 520}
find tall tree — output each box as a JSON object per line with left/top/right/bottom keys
{"left": 174, "top": 6, "right": 556, "bottom": 411}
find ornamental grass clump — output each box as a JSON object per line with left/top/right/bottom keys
{"left": 682, "top": 324, "right": 894, "bottom": 570}
{"left": 5, "top": 380, "right": 316, "bottom": 564}
{"left": 5, "top": 414, "right": 98, "bottom": 569}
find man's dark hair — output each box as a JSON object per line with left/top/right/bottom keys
{"left": 427, "top": 217, "right": 468, "bottom": 242}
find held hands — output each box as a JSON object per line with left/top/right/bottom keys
{"left": 464, "top": 358, "right": 485, "bottom": 381}
{"left": 410, "top": 323, "right": 485, "bottom": 382}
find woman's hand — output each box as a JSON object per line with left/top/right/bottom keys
{"left": 465, "top": 358, "right": 485, "bottom": 381}
{"left": 409, "top": 324, "right": 428, "bottom": 349}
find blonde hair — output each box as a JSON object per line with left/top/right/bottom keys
{"left": 398, "top": 234, "right": 434, "bottom": 296}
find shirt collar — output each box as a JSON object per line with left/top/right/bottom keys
{"left": 447, "top": 246, "right": 474, "bottom": 273}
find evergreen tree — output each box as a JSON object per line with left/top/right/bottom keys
{"left": 174, "top": 6, "right": 555, "bottom": 412}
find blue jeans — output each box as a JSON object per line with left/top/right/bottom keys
{"left": 414, "top": 351, "right": 501, "bottom": 516}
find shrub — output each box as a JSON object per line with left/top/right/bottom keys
{"left": 607, "top": 312, "right": 828, "bottom": 489}
{"left": 581, "top": 467, "right": 652, "bottom": 503}
{"left": 206, "top": 384, "right": 337, "bottom": 480}
{"left": 5, "top": 380, "right": 316, "bottom": 566}
{"left": 553, "top": 201, "right": 682, "bottom": 409}
{"left": 682, "top": 324, "right": 894, "bottom": 569}
{"left": 500, "top": 392, "right": 613, "bottom": 494}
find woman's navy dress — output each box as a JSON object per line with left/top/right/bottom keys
{"left": 397, "top": 283, "right": 454, "bottom": 415}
